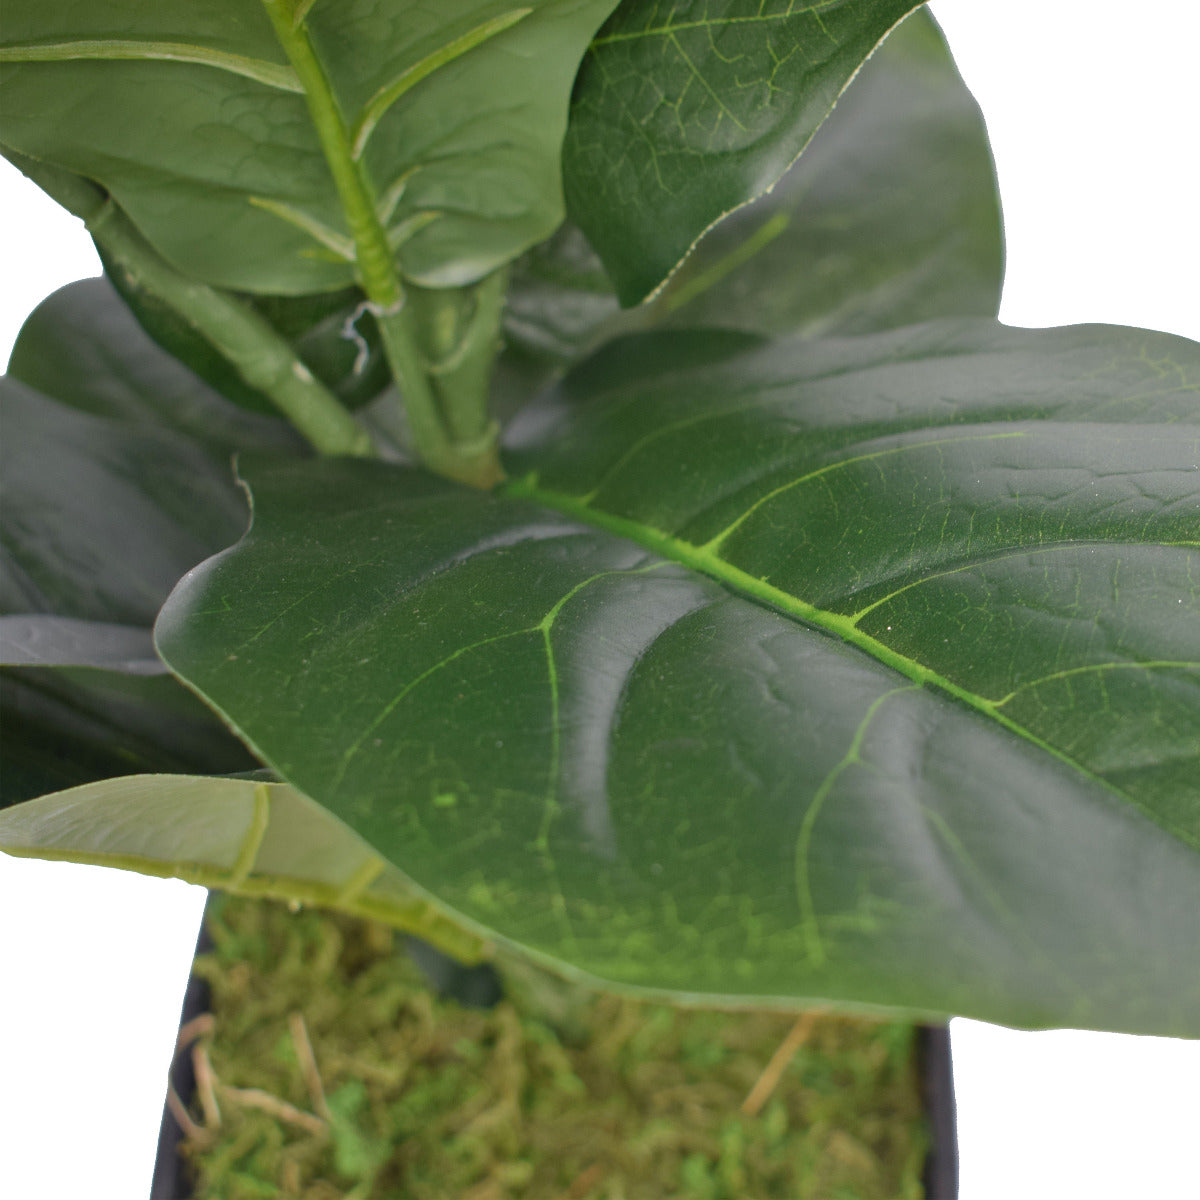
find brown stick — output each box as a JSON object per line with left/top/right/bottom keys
{"left": 741, "top": 1010, "right": 822, "bottom": 1117}
{"left": 175, "top": 1013, "right": 215, "bottom": 1055}
{"left": 288, "top": 1011, "right": 332, "bottom": 1121}
{"left": 192, "top": 1041, "right": 222, "bottom": 1129}
{"left": 165, "top": 1082, "right": 206, "bottom": 1143}
{"left": 219, "top": 1085, "right": 328, "bottom": 1136}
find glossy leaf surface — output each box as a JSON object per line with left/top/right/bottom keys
{"left": 0, "top": 669, "right": 255, "bottom": 806}
{"left": 505, "top": 9, "right": 1002, "bottom": 376}
{"left": 159, "top": 320, "right": 1200, "bottom": 1035}
{"left": 0, "top": 775, "right": 486, "bottom": 960}
{"left": 0, "top": 280, "right": 284, "bottom": 801}
{"left": 0, "top": 0, "right": 618, "bottom": 292}
{"left": 3, "top": 282, "right": 299, "bottom": 624}
{"left": 564, "top": 0, "right": 922, "bottom": 304}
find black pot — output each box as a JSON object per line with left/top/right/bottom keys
{"left": 152, "top": 928, "right": 958, "bottom": 1198}
{"left": 151, "top": 921, "right": 213, "bottom": 1200}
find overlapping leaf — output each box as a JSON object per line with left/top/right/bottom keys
{"left": 0, "top": 280, "right": 290, "bottom": 802}
{"left": 0, "top": 0, "right": 618, "bottom": 293}
{"left": 0, "top": 775, "right": 486, "bottom": 961}
{"left": 564, "top": 0, "right": 923, "bottom": 303}
{"left": 157, "top": 320, "right": 1200, "bottom": 1035}
{"left": 505, "top": 9, "right": 1002, "bottom": 379}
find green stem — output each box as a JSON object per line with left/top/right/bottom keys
{"left": 10, "top": 151, "right": 373, "bottom": 457}
{"left": 261, "top": 0, "right": 504, "bottom": 488}
{"left": 409, "top": 270, "right": 508, "bottom": 484}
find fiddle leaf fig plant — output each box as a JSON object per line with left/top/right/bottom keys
{"left": 2, "top": 0, "right": 1198, "bottom": 1041}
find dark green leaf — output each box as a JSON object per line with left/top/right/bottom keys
{"left": 7, "top": 279, "right": 301, "bottom": 456}
{"left": 0, "top": 377, "right": 249, "bottom": 625}
{"left": 503, "top": 8, "right": 1002, "bottom": 384}
{"left": 0, "top": 669, "right": 256, "bottom": 806}
{"left": 563, "top": 0, "right": 923, "bottom": 304}
{"left": 0, "top": 279, "right": 284, "bottom": 800}
{"left": 652, "top": 9, "right": 1004, "bottom": 336}
{"left": 0, "top": 0, "right": 619, "bottom": 292}
{"left": 157, "top": 320, "right": 1200, "bottom": 1035}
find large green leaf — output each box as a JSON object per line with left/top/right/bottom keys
{"left": 7, "top": 279, "right": 300, "bottom": 459}
{"left": 0, "top": 280, "right": 284, "bottom": 799}
{"left": 0, "top": 0, "right": 618, "bottom": 293}
{"left": 0, "top": 670, "right": 256, "bottom": 806}
{"left": 0, "top": 775, "right": 486, "bottom": 961}
{"left": 509, "top": 9, "right": 1001, "bottom": 370}
{"left": 156, "top": 320, "right": 1200, "bottom": 1035}
{"left": 563, "top": 0, "right": 923, "bottom": 304}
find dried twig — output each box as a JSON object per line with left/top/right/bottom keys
{"left": 175, "top": 1012, "right": 215, "bottom": 1055}
{"left": 741, "top": 1009, "right": 822, "bottom": 1117}
{"left": 165, "top": 1082, "right": 207, "bottom": 1143}
{"left": 219, "top": 1084, "right": 328, "bottom": 1136}
{"left": 192, "top": 1040, "right": 222, "bottom": 1128}
{"left": 288, "top": 1010, "right": 333, "bottom": 1121}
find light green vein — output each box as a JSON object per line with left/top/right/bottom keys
{"left": 329, "top": 627, "right": 535, "bottom": 792}
{"left": 591, "top": 1, "right": 844, "bottom": 44}
{"left": 349, "top": 9, "right": 532, "bottom": 158}
{"left": 533, "top": 563, "right": 666, "bottom": 850}
{"left": 662, "top": 210, "right": 791, "bottom": 313}
{"left": 248, "top": 196, "right": 355, "bottom": 261}
{"left": 505, "top": 478, "right": 1177, "bottom": 832}
{"left": 228, "top": 783, "right": 271, "bottom": 887}
{"left": 795, "top": 685, "right": 918, "bottom": 966}
{"left": 995, "top": 660, "right": 1200, "bottom": 707}
{"left": 849, "top": 543, "right": 1082, "bottom": 624}
{"left": 702, "top": 430, "right": 1028, "bottom": 553}
{"left": 666, "top": 32, "right": 748, "bottom": 134}
{"left": 537, "top": 619, "right": 562, "bottom": 855}
{"left": 0, "top": 40, "right": 302, "bottom": 92}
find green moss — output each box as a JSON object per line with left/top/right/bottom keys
{"left": 180, "top": 895, "right": 929, "bottom": 1199}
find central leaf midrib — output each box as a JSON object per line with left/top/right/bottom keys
{"left": 507, "top": 476, "right": 1155, "bottom": 820}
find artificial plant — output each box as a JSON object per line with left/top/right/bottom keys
{"left": 1, "top": 0, "right": 1197, "bottom": 1041}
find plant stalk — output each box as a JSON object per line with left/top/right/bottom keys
{"left": 8, "top": 151, "right": 373, "bottom": 457}
{"left": 261, "top": 0, "right": 504, "bottom": 488}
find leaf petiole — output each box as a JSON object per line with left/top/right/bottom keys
{"left": 4, "top": 150, "right": 374, "bottom": 457}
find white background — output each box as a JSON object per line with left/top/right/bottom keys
{"left": 2, "top": 2, "right": 1198, "bottom": 1196}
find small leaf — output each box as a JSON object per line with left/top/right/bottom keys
{"left": 0, "top": 775, "right": 488, "bottom": 962}
{"left": 564, "top": 0, "right": 923, "bottom": 304}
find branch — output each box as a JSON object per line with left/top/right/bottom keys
{"left": 7, "top": 150, "right": 374, "bottom": 458}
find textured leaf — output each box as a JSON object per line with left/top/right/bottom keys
{"left": 651, "top": 9, "right": 1003, "bottom": 337}
{"left": 157, "top": 320, "right": 1200, "bottom": 1035}
{"left": 508, "top": 9, "right": 1001, "bottom": 369}
{"left": 0, "top": 774, "right": 486, "bottom": 961}
{"left": 563, "top": 0, "right": 923, "bottom": 304}
{"left": 0, "top": 0, "right": 619, "bottom": 292}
